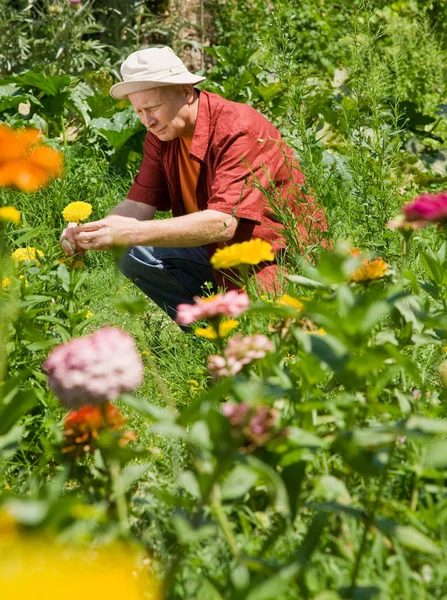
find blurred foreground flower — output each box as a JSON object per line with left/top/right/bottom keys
{"left": 1, "top": 277, "right": 11, "bottom": 289}
{"left": 176, "top": 290, "right": 249, "bottom": 325}
{"left": 350, "top": 258, "right": 388, "bottom": 283}
{"left": 43, "top": 327, "right": 143, "bottom": 409}
{"left": 62, "top": 201, "right": 92, "bottom": 224}
{"left": 211, "top": 239, "right": 274, "bottom": 270}
{"left": 386, "top": 214, "right": 426, "bottom": 231}
{"left": 11, "top": 246, "right": 44, "bottom": 263}
{"left": 222, "top": 402, "right": 279, "bottom": 453}
{"left": 62, "top": 403, "right": 136, "bottom": 456}
{"left": 0, "top": 124, "right": 63, "bottom": 192}
{"left": 0, "top": 206, "right": 21, "bottom": 224}
{"left": 0, "top": 539, "right": 158, "bottom": 600}
{"left": 194, "top": 319, "right": 239, "bottom": 339}
{"left": 208, "top": 333, "right": 274, "bottom": 377}
{"left": 276, "top": 294, "right": 304, "bottom": 311}
{"left": 403, "top": 192, "right": 447, "bottom": 223}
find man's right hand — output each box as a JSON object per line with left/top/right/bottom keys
{"left": 60, "top": 222, "right": 80, "bottom": 256}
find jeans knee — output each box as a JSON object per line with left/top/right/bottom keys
{"left": 118, "top": 249, "right": 136, "bottom": 279}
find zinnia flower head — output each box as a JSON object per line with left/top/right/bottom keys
{"left": 62, "top": 201, "right": 92, "bottom": 224}
{"left": 11, "top": 246, "right": 44, "bottom": 263}
{"left": 43, "top": 327, "right": 143, "bottom": 409}
{"left": 210, "top": 239, "right": 274, "bottom": 270}
{"left": 350, "top": 258, "right": 388, "bottom": 283}
{"left": 386, "top": 214, "right": 427, "bottom": 231}
{"left": 0, "top": 206, "right": 21, "bottom": 225}
{"left": 403, "top": 192, "right": 447, "bottom": 223}
{"left": 222, "top": 401, "right": 279, "bottom": 452}
{"left": 176, "top": 290, "right": 250, "bottom": 325}
{"left": 0, "top": 125, "right": 63, "bottom": 192}
{"left": 276, "top": 295, "right": 304, "bottom": 311}
{"left": 62, "top": 403, "right": 135, "bottom": 456}
{"left": 208, "top": 333, "right": 274, "bottom": 377}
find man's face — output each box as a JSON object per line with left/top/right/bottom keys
{"left": 128, "top": 85, "right": 195, "bottom": 140}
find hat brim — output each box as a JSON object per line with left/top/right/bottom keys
{"left": 110, "top": 73, "right": 206, "bottom": 100}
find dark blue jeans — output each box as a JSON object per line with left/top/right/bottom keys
{"left": 119, "top": 245, "right": 217, "bottom": 324}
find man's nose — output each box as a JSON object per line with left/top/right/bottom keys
{"left": 142, "top": 110, "right": 156, "bottom": 130}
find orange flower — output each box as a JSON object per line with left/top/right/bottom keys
{"left": 62, "top": 403, "right": 136, "bottom": 456}
{"left": 350, "top": 258, "right": 388, "bottom": 283}
{"left": 0, "top": 125, "right": 63, "bottom": 192}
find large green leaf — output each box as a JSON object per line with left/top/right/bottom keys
{"left": 90, "top": 108, "right": 145, "bottom": 152}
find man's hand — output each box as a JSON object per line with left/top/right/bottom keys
{"left": 60, "top": 222, "right": 80, "bottom": 256}
{"left": 73, "top": 215, "right": 142, "bottom": 251}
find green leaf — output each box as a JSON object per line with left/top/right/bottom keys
{"left": 2, "top": 72, "right": 73, "bottom": 96}
{"left": 0, "top": 425, "right": 23, "bottom": 461}
{"left": 90, "top": 108, "right": 145, "bottom": 152}
{"left": 221, "top": 464, "right": 259, "bottom": 500}
{"left": 375, "top": 517, "right": 439, "bottom": 554}
{"left": 0, "top": 388, "right": 39, "bottom": 435}
{"left": 112, "top": 462, "right": 151, "bottom": 497}
{"left": 404, "top": 416, "right": 447, "bottom": 435}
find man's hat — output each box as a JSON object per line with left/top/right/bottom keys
{"left": 110, "top": 46, "right": 206, "bottom": 100}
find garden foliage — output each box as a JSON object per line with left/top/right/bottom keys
{"left": 2, "top": 1, "right": 447, "bottom": 599}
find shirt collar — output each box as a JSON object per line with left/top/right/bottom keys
{"left": 189, "top": 90, "right": 210, "bottom": 163}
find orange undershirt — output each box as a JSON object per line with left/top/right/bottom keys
{"left": 178, "top": 137, "right": 200, "bottom": 214}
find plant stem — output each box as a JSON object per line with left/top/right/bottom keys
{"left": 211, "top": 485, "right": 239, "bottom": 557}
{"left": 350, "top": 444, "right": 396, "bottom": 593}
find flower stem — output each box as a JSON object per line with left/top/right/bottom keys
{"left": 211, "top": 485, "right": 239, "bottom": 557}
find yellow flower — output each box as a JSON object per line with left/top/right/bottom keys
{"left": 277, "top": 295, "right": 304, "bottom": 311}
{"left": 62, "top": 201, "right": 92, "bottom": 223}
{"left": 350, "top": 258, "right": 388, "bottom": 283}
{"left": 194, "top": 319, "right": 240, "bottom": 339}
{"left": 0, "top": 538, "right": 158, "bottom": 600}
{"left": 211, "top": 239, "right": 274, "bottom": 270}
{"left": 0, "top": 206, "right": 21, "bottom": 224}
{"left": 11, "top": 246, "right": 44, "bottom": 263}
{"left": 86, "top": 310, "right": 93, "bottom": 319}
{"left": 307, "top": 328, "right": 326, "bottom": 336}
{"left": 442, "top": 346, "right": 447, "bottom": 353}
{"left": 1, "top": 277, "right": 11, "bottom": 288}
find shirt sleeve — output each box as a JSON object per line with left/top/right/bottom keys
{"left": 126, "top": 132, "right": 171, "bottom": 211}
{"left": 206, "top": 130, "right": 280, "bottom": 225}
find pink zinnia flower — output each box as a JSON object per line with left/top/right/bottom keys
{"left": 403, "top": 192, "right": 447, "bottom": 222}
{"left": 43, "top": 327, "right": 143, "bottom": 409}
{"left": 208, "top": 333, "right": 274, "bottom": 377}
{"left": 222, "top": 401, "right": 279, "bottom": 452}
{"left": 176, "top": 291, "right": 250, "bottom": 325}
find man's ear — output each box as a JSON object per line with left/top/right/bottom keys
{"left": 182, "top": 84, "right": 195, "bottom": 104}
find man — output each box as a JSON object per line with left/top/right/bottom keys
{"left": 62, "top": 46, "right": 327, "bottom": 322}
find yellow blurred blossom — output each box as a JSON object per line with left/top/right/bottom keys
{"left": 350, "top": 258, "right": 388, "bottom": 283}
{"left": 211, "top": 239, "right": 274, "bottom": 269}
{"left": 194, "top": 319, "right": 239, "bottom": 340}
{"left": 277, "top": 295, "right": 304, "bottom": 311}
{"left": 0, "top": 206, "right": 21, "bottom": 224}
{"left": 0, "top": 539, "right": 159, "bottom": 600}
{"left": 1, "top": 277, "right": 11, "bottom": 288}
{"left": 11, "top": 246, "right": 43, "bottom": 263}
{"left": 307, "top": 328, "right": 326, "bottom": 336}
{"left": 62, "top": 201, "right": 92, "bottom": 224}
{"left": 86, "top": 310, "right": 94, "bottom": 319}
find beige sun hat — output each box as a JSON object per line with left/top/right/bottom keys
{"left": 110, "top": 46, "right": 206, "bottom": 100}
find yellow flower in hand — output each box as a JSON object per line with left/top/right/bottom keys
{"left": 62, "top": 201, "right": 92, "bottom": 224}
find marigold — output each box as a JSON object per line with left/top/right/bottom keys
{"left": 62, "top": 201, "right": 93, "bottom": 223}
{"left": 0, "top": 206, "right": 21, "bottom": 224}
{"left": 350, "top": 258, "right": 388, "bottom": 283}
{"left": 62, "top": 403, "right": 135, "bottom": 456}
{"left": 11, "top": 246, "right": 44, "bottom": 263}
{"left": 210, "top": 239, "right": 274, "bottom": 270}
{"left": 0, "top": 124, "right": 63, "bottom": 192}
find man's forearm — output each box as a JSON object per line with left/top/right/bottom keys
{"left": 132, "top": 210, "right": 238, "bottom": 247}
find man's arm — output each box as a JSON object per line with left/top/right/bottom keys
{"left": 72, "top": 209, "right": 239, "bottom": 251}
{"left": 60, "top": 199, "right": 157, "bottom": 255}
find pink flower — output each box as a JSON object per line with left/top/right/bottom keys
{"left": 208, "top": 334, "right": 274, "bottom": 377}
{"left": 43, "top": 327, "right": 143, "bottom": 409}
{"left": 176, "top": 291, "right": 250, "bottom": 325}
{"left": 403, "top": 192, "right": 447, "bottom": 222}
{"left": 222, "top": 402, "right": 279, "bottom": 452}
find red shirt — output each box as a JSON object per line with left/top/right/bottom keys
{"left": 127, "top": 90, "right": 327, "bottom": 291}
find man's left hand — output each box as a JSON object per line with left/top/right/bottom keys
{"left": 73, "top": 215, "right": 142, "bottom": 250}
